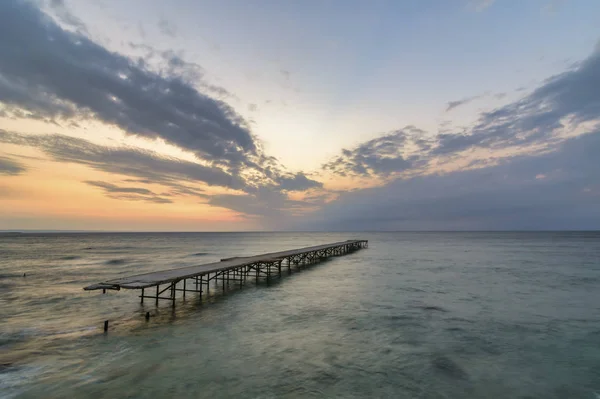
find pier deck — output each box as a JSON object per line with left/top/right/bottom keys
{"left": 84, "top": 240, "right": 368, "bottom": 306}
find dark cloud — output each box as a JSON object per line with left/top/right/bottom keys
{"left": 85, "top": 180, "right": 154, "bottom": 195}
{"left": 275, "top": 172, "right": 323, "bottom": 191}
{"left": 109, "top": 193, "right": 172, "bottom": 204}
{"left": 323, "top": 128, "right": 430, "bottom": 178}
{"left": 0, "top": 156, "right": 26, "bottom": 175}
{"left": 302, "top": 131, "right": 600, "bottom": 230}
{"left": 0, "top": 0, "right": 257, "bottom": 170}
{"left": 446, "top": 95, "right": 482, "bottom": 112}
{"left": 84, "top": 180, "right": 173, "bottom": 204}
{"left": 0, "top": 131, "right": 245, "bottom": 192}
{"left": 446, "top": 92, "right": 506, "bottom": 112}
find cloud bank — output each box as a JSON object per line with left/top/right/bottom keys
{"left": 304, "top": 131, "right": 600, "bottom": 230}
{"left": 0, "top": 0, "right": 256, "bottom": 171}
{"left": 1, "top": 0, "right": 599, "bottom": 230}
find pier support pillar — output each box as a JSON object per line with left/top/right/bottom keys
{"left": 171, "top": 283, "right": 176, "bottom": 308}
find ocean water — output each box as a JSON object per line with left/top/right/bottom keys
{"left": 1, "top": 231, "right": 600, "bottom": 398}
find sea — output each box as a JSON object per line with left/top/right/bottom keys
{"left": 1, "top": 231, "right": 599, "bottom": 398}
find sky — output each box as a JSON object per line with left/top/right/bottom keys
{"left": 0, "top": 0, "right": 599, "bottom": 231}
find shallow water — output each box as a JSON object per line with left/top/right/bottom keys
{"left": 1, "top": 232, "right": 600, "bottom": 398}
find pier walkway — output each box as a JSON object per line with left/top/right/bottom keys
{"left": 84, "top": 240, "right": 368, "bottom": 306}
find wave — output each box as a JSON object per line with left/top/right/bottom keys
{"left": 419, "top": 305, "right": 449, "bottom": 312}
{"left": 58, "top": 255, "right": 81, "bottom": 261}
{"left": 190, "top": 252, "right": 211, "bottom": 257}
{"left": 431, "top": 354, "right": 469, "bottom": 380}
{"left": 104, "top": 259, "right": 128, "bottom": 265}
{"left": 0, "top": 273, "right": 26, "bottom": 279}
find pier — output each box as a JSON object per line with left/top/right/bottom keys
{"left": 84, "top": 240, "right": 368, "bottom": 306}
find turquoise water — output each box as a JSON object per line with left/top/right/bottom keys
{"left": 1, "top": 232, "right": 600, "bottom": 398}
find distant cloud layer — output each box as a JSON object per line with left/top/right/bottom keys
{"left": 304, "top": 131, "right": 600, "bottom": 230}
{"left": 85, "top": 181, "right": 173, "bottom": 204}
{"left": 0, "top": 130, "right": 245, "bottom": 191}
{"left": 314, "top": 42, "right": 600, "bottom": 230}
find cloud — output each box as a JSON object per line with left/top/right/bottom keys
{"left": 0, "top": 131, "right": 245, "bottom": 193}
{"left": 84, "top": 180, "right": 173, "bottom": 204}
{"left": 325, "top": 43, "right": 600, "bottom": 178}
{"left": 446, "top": 92, "right": 507, "bottom": 112}
{"left": 311, "top": 42, "right": 600, "bottom": 229}
{"left": 275, "top": 172, "right": 323, "bottom": 191}
{"left": 446, "top": 95, "right": 482, "bottom": 112}
{"left": 435, "top": 47, "right": 600, "bottom": 155}
{"left": 302, "top": 131, "right": 600, "bottom": 230}
{"left": 323, "top": 127, "right": 431, "bottom": 178}
{"left": 0, "top": 130, "right": 320, "bottom": 219}
{"left": 85, "top": 180, "right": 154, "bottom": 195}
{"left": 0, "top": 0, "right": 257, "bottom": 171}
{"left": 0, "top": 156, "right": 26, "bottom": 175}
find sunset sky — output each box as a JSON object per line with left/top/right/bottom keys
{"left": 1, "top": 0, "right": 599, "bottom": 231}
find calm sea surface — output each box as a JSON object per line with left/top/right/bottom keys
{"left": 1, "top": 232, "right": 599, "bottom": 398}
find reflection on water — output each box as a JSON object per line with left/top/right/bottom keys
{"left": 1, "top": 232, "right": 600, "bottom": 398}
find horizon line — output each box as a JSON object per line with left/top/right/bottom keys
{"left": 1, "top": 229, "right": 599, "bottom": 234}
